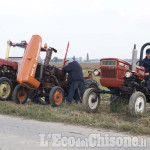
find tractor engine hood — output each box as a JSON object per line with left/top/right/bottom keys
{"left": 100, "top": 58, "right": 145, "bottom": 79}
{"left": 0, "top": 58, "right": 18, "bottom": 70}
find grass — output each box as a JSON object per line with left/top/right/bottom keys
{"left": 1, "top": 66, "right": 150, "bottom": 136}
{"left": 0, "top": 100, "right": 150, "bottom": 136}
{"left": 51, "top": 62, "right": 100, "bottom": 69}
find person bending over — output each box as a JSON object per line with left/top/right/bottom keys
{"left": 62, "top": 60, "right": 84, "bottom": 103}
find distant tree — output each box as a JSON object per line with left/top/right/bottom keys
{"left": 86, "top": 53, "right": 89, "bottom": 62}
{"left": 73, "top": 56, "right": 76, "bottom": 61}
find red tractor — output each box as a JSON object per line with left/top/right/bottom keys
{"left": 82, "top": 43, "right": 150, "bottom": 116}
{"left": 0, "top": 41, "right": 27, "bottom": 100}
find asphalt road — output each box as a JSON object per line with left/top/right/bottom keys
{"left": 0, "top": 115, "right": 149, "bottom": 150}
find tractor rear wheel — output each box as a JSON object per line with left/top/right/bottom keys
{"left": 84, "top": 79, "right": 99, "bottom": 91}
{"left": 129, "top": 92, "right": 146, "bottom": 117}
{"left": 82, "top": 88, "right": 100, "bottom": 113}
{"left": 0, "top": 77, "right": 13, "bottom": 101}
{"left": 49, "top": 86, "right": 64, "bottom": 107}
{"left": 13, "top": 84, "right": 28, "bottom": 104}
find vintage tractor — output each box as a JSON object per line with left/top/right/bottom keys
{"left": 83, "top": 43, "right": 150, "bottom": 116}
{"left": 13, "top": 35, "right": 98, "bottom": 105}
{"left": 0, "top": 41, "right": 27, "bottom": 100}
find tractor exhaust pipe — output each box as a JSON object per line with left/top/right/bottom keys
{"left": 131, "top": 44, "right": 137, "bottom": 73}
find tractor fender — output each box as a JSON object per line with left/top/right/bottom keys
{"left": 0, "top": 58, "right": 18, "bottom": 70}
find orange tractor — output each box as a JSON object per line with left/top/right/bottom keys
{"left": 13, "top": 35, "right": 98, "bottom": 105}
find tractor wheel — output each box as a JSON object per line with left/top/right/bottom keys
{"left": 13, "top": 84, "right": 28, "bottom": 104}
{"left": 129, "top": 92, "right": 146, "bottom": 117}
{"left": 84, "top": 79, "right": 99, "bottom": 91}
{"left": 0, "top": 77, "right": 13, "bottom": 101}
{"left": 82, "top": 88, "right": 100, "bottom": 113}
{"left": 49, "top": 86, "right": 64, "bottom": 107}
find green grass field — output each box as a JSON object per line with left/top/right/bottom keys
{"left": 0, "top": 67, "right": 150, "bottom": 135}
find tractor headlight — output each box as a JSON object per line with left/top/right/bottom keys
{"left": 93, "top": 69, "right": 100, "bottom": 76}
{"left": 125, "top": 72, "right": 132, "bottom": 78}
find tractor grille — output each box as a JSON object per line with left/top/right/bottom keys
{"left": 101, "top": 60, "right": 117, "bottom": 66}
{"left": 101, "top": 70, "right": 117, "bottom": 78}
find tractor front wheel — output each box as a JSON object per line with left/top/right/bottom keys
{"left": 82, "top": 88, "right": 100, "bottom": 113}
{"left": 13, "top": 84, "right": 28, "bottom": 104}
{"left": 0, "top": 77, "right": 13, "bottom": 101}
{"left": 129, "top": 92, "right": 146, "bottom": 117}
{"left": 49, "top": 86, "right": 64, "bottom": 107}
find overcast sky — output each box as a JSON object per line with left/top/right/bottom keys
{"left": 0, "top": 0, "right": 150, "bottom": 60}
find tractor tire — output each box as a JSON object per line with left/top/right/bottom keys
{"left": 49, "top": 86, "right": 64, "bottom": 107}
{"left": 82, "top": 88, "right": 100, "bottom": 113}
{"left": 13, "top": 84, "right": 28, "bottom": 104}
{"left": 84, "top": 79, "right": 99, "bottom": 91}
{"left": 129, "top": 91, "right": 146, "bottom": 117}
{"left": 0, "top": 77, "right": 13, "bottom": 101}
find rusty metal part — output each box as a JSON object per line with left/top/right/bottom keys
{"left": 0, "top": 65, "right": 17, "bottom": 82}
{"left": 39, "top": 64, "right": 44, "bottom": 80}
{"left": 44, "top": 49, "right": 52, "bottom": 66}
{"left": 42, "top": 82, "right": 56, "bottom": 89}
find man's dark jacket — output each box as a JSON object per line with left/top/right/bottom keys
{"left": 63, "top": 61, "right": 84, "bottom": 83}
{"left": 141, "top": 57, "right": 150, "bottom": 73}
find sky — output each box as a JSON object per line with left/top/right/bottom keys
{"left": 0, "top": 0, "right": 150, "bottom": 60}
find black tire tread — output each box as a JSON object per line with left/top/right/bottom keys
{"left": 84, "top": 79, "right": 99, "bottom": 91}
{"left": 13, "top": 84, "right": 28, "bottom": 104}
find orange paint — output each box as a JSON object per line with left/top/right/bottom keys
{"left": 17, "top": 35, "right": 42, "bottom": 89}
{"left": 54, "top": 89, "right": 63, "bottom": 105}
